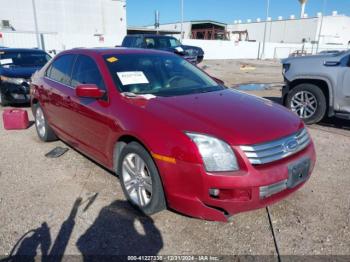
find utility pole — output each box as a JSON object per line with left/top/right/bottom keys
{"left": 180, "top": 0, "right": 184, "bottom": 40}
{"left": 316, "top": 0, "right": 327, "bottom": 53}
{"left": 261, "top": 0, "right": 270, "bottom": 59}
{"left": 31, "top": 0, "right": 41, "bottom": 49}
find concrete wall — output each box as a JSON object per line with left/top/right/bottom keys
{"left": 228, "top": 15, "right": 350, "bottom": 46}
{"left": 0, "top": 0, "right": 127, "bottom": 50}
{"left": 182, "top": 39, "right": 348, "bottom": 60}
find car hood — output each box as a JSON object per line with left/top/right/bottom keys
{"left": 282, "top": 53, "right": 342, "bottom": 64}
{"left": 181, "top": 45, "right": 204, "bottom": 55}
{"left": 0, "top": 66, "right": 40, "bottom": 79}
{"left": 141, "top": 89, "right": 303, "bottom": 145}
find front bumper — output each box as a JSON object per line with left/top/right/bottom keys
{"left": 0, "top": 82, "right": 31, "bottom": 104}
{"left": 154, "top": 141, "right": 316, "bottom": 222}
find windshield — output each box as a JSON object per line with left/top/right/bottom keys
{"left": 145, "top": 37, "right": 181, "bottom": 49}
{"left": 0, "top": 51, "right": 51, "bottom": 68}
{"left": 104, "top": 53, "right": 223, "bottom": 97}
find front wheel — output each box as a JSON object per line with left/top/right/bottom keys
{"left": 117, "top": 142, "right": 166, "bottom": 215}
{"left": 286, "top": 84, "right": 327, "bottom": 125}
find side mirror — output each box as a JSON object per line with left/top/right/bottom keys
{"left": 75, "top": 84, "right": 105, "bottom": 99}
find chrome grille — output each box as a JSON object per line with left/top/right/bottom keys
{"left": 240, "top": 128, "right": 310, "bottom": 165}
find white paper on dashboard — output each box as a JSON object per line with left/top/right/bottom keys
{"left": 117, "top": 71, "right": 149, "bottom": 86}
{"left": 0, "top": 58, "right": 13, "bottom": 65}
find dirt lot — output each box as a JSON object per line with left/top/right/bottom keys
{"left": 0, "top": 59, "right": 349, "bottom": 260}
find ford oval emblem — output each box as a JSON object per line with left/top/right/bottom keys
{"left": 283, "top": 138, "right": 298, "bottom": 153}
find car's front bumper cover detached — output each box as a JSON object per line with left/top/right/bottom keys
{"left": 1, "top": 80, "right": 31, "bottom": 104}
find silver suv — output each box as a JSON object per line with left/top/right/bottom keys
{"left": 282, "top": 50, "right": 350, "bottom": 124}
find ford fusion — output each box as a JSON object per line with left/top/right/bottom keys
{"left": 30, "top": 48, "right": 316, "bottom": 221}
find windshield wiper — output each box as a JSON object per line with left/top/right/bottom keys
{"left": 121, "top": 92, "right": 156, "bottom": 100}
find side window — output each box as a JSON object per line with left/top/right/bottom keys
{"left": 71, "top": 55, "right": 105, "bottom": 90}
{"left": 122, "top": 36, "right": 134, "bottom": 47}
{"left": 144, "top": 38, "right": 156, "bottom": 49}
{"left": 47, "top": 54, "right": 76, "bottom": 86}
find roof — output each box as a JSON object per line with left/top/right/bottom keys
{"left": 0, "top": 47, "right": 46, "bottom": 52}
{"left": 59, "top": 47, "right": 176, "bottom": 57}
{"left": 127, "top": 26, "right": 181, "bottom": 35}
{"left": 143, "top": 19, "right": 227, "bottom": 27}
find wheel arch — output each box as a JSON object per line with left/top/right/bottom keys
{"left": 286, "top": 77, "right": 334, "bottom": 116}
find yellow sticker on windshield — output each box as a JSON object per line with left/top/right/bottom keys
{"left": 107, "top": 56, "right": 118, "bottom": 63}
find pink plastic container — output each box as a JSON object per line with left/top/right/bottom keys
{"left": 2, "top": 109, "right": 29, "bottom": 130}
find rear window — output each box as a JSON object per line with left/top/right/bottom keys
{"left": 0, "top": 50, "right": 51, "bottom": 68}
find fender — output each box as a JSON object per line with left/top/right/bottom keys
{"left": 288, "top": 75, "right": 335, "bottom": 116}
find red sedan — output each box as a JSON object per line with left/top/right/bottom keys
{"left": 30, "top": 48, "right": 316, "bottom": 222}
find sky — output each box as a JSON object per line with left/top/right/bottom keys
{"left": 126, "top": 0, "right": 350, "bottom": 26}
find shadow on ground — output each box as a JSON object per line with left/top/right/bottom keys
{"left": 2, "top": 199, "right": 163, "bottom": 261}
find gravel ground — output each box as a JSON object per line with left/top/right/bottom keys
{"left": 0, "top": 59, "right": 349, "bottom": 259}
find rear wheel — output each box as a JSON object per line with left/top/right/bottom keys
{"left": 34, "top": 104, "right": 57, "bottom": 142}
{"left": 286, "top": 84, "right": 327, "bottom": 125}
{"left": 117, "top": 142, "right": 166, "bottom": 215}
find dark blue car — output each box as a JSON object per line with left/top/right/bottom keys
{"left": 0, "top": 48, "right": 51, "bottom": 106}
{"left": 122, "top": 35, "right": 204, "bottom": 64}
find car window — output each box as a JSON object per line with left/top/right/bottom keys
{"left": 71, "top": 55, "right": 105, "bottom": 90}
{"left": 104, "top": 53, "right": 222, "bottom": 97}
{"left": 144, "top": 38, "right": 156, "bottom": 49}
{"left": 122, "top": 36, "right": 135, "bottom": 47}
{"left": 0, "top": 51, "right": 51, "bottom": 68}
{"left": 47, "top": 54, "right": 76, "bottom": 86}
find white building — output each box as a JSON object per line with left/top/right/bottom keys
{"left": 0, "top": 0, "right": 127, "bottom": 51}
{"left": 228, "top": 13, "right": 350, "bottom": 47}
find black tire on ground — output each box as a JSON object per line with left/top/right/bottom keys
{"left": 0, "top": 91, "right": 9, "bottom": 106}
{"left": 117, "top": 142, "right": 166, "bottom": 215}
{"left": 33, "top": 103, "right": 57, "bottom": 142}
{"left": 286, "top": 83, "right": 327, "bottom": 125}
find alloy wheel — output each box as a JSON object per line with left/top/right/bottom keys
{"left": 122, "top": 153, "right": 153, "bottom": 207}
{"left": 291, "top": 91, "right": 318, "bottom": 119}
{"left": 35, "top": 107, "right": 46, "bottom": 138}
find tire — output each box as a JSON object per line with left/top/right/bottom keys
{"left": 286, "top": 83, "right": 327, "bottom": 125}
{"left": 34, "top": 103, "right": 57, "bottom": 142}
{"left": 117, "top": 142, "right": 166, "bottom": 215}
{"left": 0, "top": 91, "right": 9, "bottom": 106}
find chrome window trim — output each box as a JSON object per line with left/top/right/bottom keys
{"left": 240, "top": 128, "right": 310, "bottom": 165}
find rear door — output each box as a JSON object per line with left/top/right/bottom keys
{"left": 68, "top": 54, "right": 112, "bottom": 164}
{"left": 43, "top": 54, "right": 76, "bottom": 133}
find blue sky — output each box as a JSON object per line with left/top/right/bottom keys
{"left": 127, "top": 0, "right": 350, "bottom": 26}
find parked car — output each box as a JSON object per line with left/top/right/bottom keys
{"left": 0, "top": 48, "right": 51, "bottom": 106}
{"left": 282, "top": 50, "right": 350, "bottom": 124}
{"left": 122, "top": 34, "right": 204, "bottom": 64}
{"left": 31, "top": 48, "right": 316, "bottom": 221}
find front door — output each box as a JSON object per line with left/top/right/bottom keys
{"left": 66, "top": 54, "right": 112, "bottom": 165}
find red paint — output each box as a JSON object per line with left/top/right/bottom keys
{"left": 31, "top": 48, "right": 316, "bottom": 221}
{"left": 3, "top": 109, "right": 29, "bottom": 130}
{"left": 75, "top": 84, "right": 105, "bottom": 99}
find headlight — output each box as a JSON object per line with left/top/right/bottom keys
{"left": 0, "top": 76, "right": 26, "bottom": 85}
{"left": 186, "top": 133, "right": 239, "bottom": 172}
